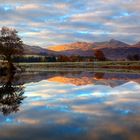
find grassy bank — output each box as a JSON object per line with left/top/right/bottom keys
{"left": 17, "top": 61, "right": 140, "bottom": 73}
{"left": 94, "top": 61, "right": 140, "bottom": 67}
{"left": 1, "top": 61, "right": 140, "bottom": 74}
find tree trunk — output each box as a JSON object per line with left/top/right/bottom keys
{"left": 8, "top": 61, "right": 15, "bottom": 74}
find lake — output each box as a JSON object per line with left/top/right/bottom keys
{"left": 0, "top": 71, "right": 140, "bottom": 140}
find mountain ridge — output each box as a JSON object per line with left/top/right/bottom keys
{"left": 22, "top": 39, "right": 140, "bottom": 60}
{"left": 47, "top": 39, "right": 140, "bottom": 60}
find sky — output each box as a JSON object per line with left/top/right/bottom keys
{"left": 0, "top": 0, "right": 140, "bottom": 47}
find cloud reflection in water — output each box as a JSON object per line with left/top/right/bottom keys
{"left": 0, "top": 72, "right": 140, "bottom": 140}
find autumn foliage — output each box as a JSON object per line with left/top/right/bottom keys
{"left": 94, "top": 50, "right": 106, "bottom": 61}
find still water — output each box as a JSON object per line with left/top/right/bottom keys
{"left": 0, "top": 71, "right": 140, "bottom": 140}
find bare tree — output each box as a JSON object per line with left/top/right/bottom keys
{"left": 0, "top": 26, "right": 23, "bottom": 73}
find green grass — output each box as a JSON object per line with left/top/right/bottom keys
{"left": 18, "top": 61, "right": 140, "bottom": 68}
{"left": 1, "top": 61, "right": 140, "bottom": 73}
{"left": 16, "top": 61, "right": 140, "bottom": 73}
{"left": 18, "top": 61, "right": 140, "bottom": 65}
{"left": 94, "top": 61, "right": 140, "bottom": 66}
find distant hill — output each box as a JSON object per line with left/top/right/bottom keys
{"left": 132, "top": 42, "right": 140, "bottom": 48}
{"left": 23, "top": 44, "right": 55, "bottom": 55}
{"left": 3, "top": 39, "right": 139, "bottom": 60}
{"left": 48, "top": 42, "right": 95, "bottom": 56}
{"left": 48, "top": 39, "right": 140, "bottom": 60}
{"left": 93, "top": 39, "right": 130, "bottom": 50}
{"left": 94, "top": 40, "right": 140, "bottom": 60}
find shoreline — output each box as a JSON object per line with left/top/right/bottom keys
{"left": 0, "top": 61, "right": 140, "bottom": 74}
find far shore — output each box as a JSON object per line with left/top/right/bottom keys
{"left": 0, "top": 61, "right": 140, "bottom": 74}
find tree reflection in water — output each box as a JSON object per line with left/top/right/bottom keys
{"left": 0, "top": 73, "right": 26, "bottom": 116}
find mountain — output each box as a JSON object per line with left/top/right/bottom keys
{"left": 132, "top": 42, "right": 140, "bottom": 48}
{"left": 94, "top": 40, "right": 140, "bottom": 60}
{"left": 17, "top": 39, "right": 140, "bottom": 60}
{"left": 94, "top": 39, "right": 130, "bottom": 49}
{"left": 48, "top": 39, "right": 140, "bottom": 60}
{"left": 48, "top": 42, "right": 95, "bottom": 56}
{"left": 23, "top": 44, "right": 55, "bottom": 55}
{"left": 48, "top": 42, "right": 95, "bottom": 51}
{"left": 0, "top": 44, "right": 48, "bottom": 55}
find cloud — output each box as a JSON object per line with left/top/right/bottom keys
{"left": 0, "top": 0, "right": 140, "bottom": 47}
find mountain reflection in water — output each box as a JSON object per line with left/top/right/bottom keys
{"left": 0, "top": 71, "right": 140, "bottom": 140}
{"left": 10, "top": 71, "right": 140, "bottom": 86}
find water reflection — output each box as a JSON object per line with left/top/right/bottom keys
{"left": 0, "top": 73, "right": 25, "bottom": 116}
{"left": 10, "top": 71, "right": 140, "bottom": 86}
{"left": 0, "top": 71, "right": 140, "bottom": 140}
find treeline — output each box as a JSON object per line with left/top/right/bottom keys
{"left": 12, "top": 56, "right": 56, "bottom": 62}
{"left": 12, "top": 55, "right": 95, "bottom": 63}
{"left": 127, "top": 54, "right": 140, "bottom": 61}
{"left": 12, "top": 50, "right": 107, "bottom": 63}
